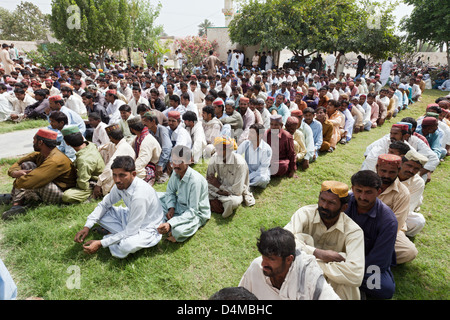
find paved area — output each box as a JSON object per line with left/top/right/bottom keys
{"left": 0, "top": 127, "right": 46, "bottom": 159}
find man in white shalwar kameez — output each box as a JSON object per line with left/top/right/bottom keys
{"left": 74, "top": 156, "right": 164, "bottom": 259}
{"left": 380, "top": 57, "right": 394, "bottom": 87}
{"left": 239, "top": 227, "right": 340, "bottom": 300}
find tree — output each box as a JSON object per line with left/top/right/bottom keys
{"left": 128, "top": 0, "right": 164, "bottom": 52}
{"left": 198, "top": 19, "right": 214, "bottom": 37}
{"left": 400, "top": 0, "right": 450, "bottom": 72}
{"left": 175, "top": 36, "right": 219, "bottom": 70}
{"left": 0, "top": 1, "right": 50, "bottom": 41}
{"left": 26, "top": 43, "right": 91, "bottom": 68}
{"left": 50, "top": 0, "right": 132, "bottom": 69}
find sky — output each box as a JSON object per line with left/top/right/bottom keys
{"left": 0, "top": 0, "right": 414, "bottom": 38}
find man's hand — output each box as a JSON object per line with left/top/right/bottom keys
{"left": 207, "top": 175, "right": 221, "bottom": 189}
{"left": 83, "top": 240, "right": 102, "bottom": 255}
{"left": 301, "top": 159, "right": 309, "bottom": 170}
{"left": 167, "top": 207, "right": 175, "bottom": 220}
{"left": 314, "top": 249, "right": 346, "bottom": 263}
{"left": 157, "top": 222, "right": 171, "bottom": 235}
{"left": 92, "top": 186, "right": 103, "bottom": 199}
{"left": 155, "top": 165, "right": 163, "bottom": 179}
{"left": 74, "top": 227, "right": 90, "bottom": 243}
{"left": 10, "top": 169, "right": 32, "bottom": 179}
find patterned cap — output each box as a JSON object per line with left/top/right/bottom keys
{"left": 377, "top": 154, "right": 402, "bottom": 168}
{"left": 320, "top": 181, "right": 349, "bottom": 198}
{"left": 36, "top": 128, "right": 58, "bottom": 141}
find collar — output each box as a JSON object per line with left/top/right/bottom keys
{"left": 313, "top": 207, "right": 346, "bottom": 234}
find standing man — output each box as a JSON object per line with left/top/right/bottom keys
{"left": 157, "top": 146, "right": 211, "bottom": 243}
{"left": 0, "top": 44, "right": 14, "bottom": 76}
{"left": 380, "top": 57, "right": 394, "bottom": 87}
{"left": 205, "top": 50, "right": 221, "bottom": 78}
{"left": 325, "top": 52, "right": 336, "bottom": 73}
{"left": 74, "top": 156, "right": 164, "bottom": 259}
{"left": 355, "top": 55, "right": 367, "bottom": 78}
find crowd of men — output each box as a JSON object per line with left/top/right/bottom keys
{"left": 1, "top": 43, "right": 449, "bottom": 300}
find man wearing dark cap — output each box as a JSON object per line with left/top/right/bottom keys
{"left": 1, "top": 129, "right": 77, "bottom": 220}
{"left": 285, "top": 181, "right": 364, "bottom": 300}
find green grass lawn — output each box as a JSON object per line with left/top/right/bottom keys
{"left": 0, "top": 119, "right": 49, "bottom": 135}
{"left": 0, "top": 90, "right": 448, "bottom": 300}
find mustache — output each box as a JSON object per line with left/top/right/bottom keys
{"left": 381, "top": 177, "right": 395, "bottom": 184}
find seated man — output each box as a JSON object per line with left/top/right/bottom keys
{"left": 157, "top": 146, "right": 211, "bottom": 243}
{"left": 202, "top": 105, "right": 223, "bottom": 158}
{"left": 284, "top": 181, "right": 364, "bottom": 300}
{"left": 182, "top": 111, "right": 207, "bottom": 164}
{"left": 238, "top": 227, "right": 340, "bottom": 300}
{"left": 398, "top": 149, "right": 428, "bottom": 237}
{"left": 89, "top": 112, "right": 110, "bottom": 147}
{"left": 290, "top": 109, "right": 315, "bottom": 169}
{"left": 345, "top": 170, "right": 398, "bottom": 299}
{"left": 263, "top": 114, "right": 296, "bottom": 177}
{"left": 128, "top": 117, "right": 162, "bottom": 186}
{"left": 48, "top": 111, "right": 76, "bottom": 162}
{"left": 376, "top": 154, "right": 417, "bottom": 265}
{"left": 315, "top": 106, "right": 334, "bottom": 153}
{"left": 74, "top": 156, "right": 164, "bottom": 259}
{"left": 61, "top": 126, "right": 105, "bottom": 204}
{"left": 207, "top": 136, "right": 254, "bottom": 218}
{"left": 284, "top": 116, "right": 307, "bottom": 165}
{"left": 303, "top": 107, "right": 323, "bottom": 161}
{"left": 94, "top": 124, "right": 136, "bottom": 198}
{"left": 2, "top": 129, "right": 77, "bottom": 220}
{"left": 416, "top": 116, "right": 446, "bottom": 160}
{"left": 236, "top": 123, "right": 272, "bottom": 189}
{"left": 118, "top": 104, "right": 136, "bottom": 144}
{"left": 326, "top": 100, "right": 345, "bottom": 149}
{"left": 220, "top": 99, "right": 244, "bottom": 140}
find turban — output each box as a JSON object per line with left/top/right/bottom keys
{"left": 392, "top": 123, "right": 409, "bottom": 132}
{"left": 36, "top": 129, "right": 58, "bottom": 141}
{"left": 422, "top": 117, "right": 438, "bottom": 126}
{"left": 61, "top": 126, "right": 80, "bottom": 136}
{"left": 377, "top": 154, "right": 402, "bottom": 168}
{"left": 167, "top": 111, "right": 181, "bottom": 120}
{"left": 321, "top": 181, "right": 349, "bottom": 198}
{"left": 213, "top": 98, "right": 224, "bottom": 106}
{"left": 225, "top": 99, "right": 235, "bottom": 106}
{"left": 291, "top": 110, "right": 303, "bottom": 117}
{"left": 213, "top": 136, "right": 237, "bottom": 150}
{"left": 49, "top": 95, "right": 63, "bottom": 102}
{"left": 270, "top": 114, "right": 283, "bottom": 123}
{"left": 286, "top": 116, "right": 299, "bottom": 126}
{"left": 404, "top": 149, "right": 428, "bottom": 167}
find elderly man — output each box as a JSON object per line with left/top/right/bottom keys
{"left": 263, "top": 114, "right": 296, "bottom": 178}
{"left": 239, "top": 227, "right": 340, "bottom": 300}
{"left": 61, "top": 126, "right": 105, "bottom": 204}
{"left": 157, "top": 146, "right": 211, "bottom": 243}
{"left": 398, "top": 149, "right": 428, "bottom": 237}
{"left": 2, "top": 129, "right": 77, "bottom": 220}
{"left": 237, "top": 123, "right": 272, "bottom": 189}
{"left": 207, "top": 136, "right": 254, "bottom": 218}
{"left": 376, "top": 154, "right": 417, "bottom": 265}
{"left": 285, "top": 181, "right": 365, "bottom": 300}
{"left": 345, "top": 170, "right": 398, "bottom": 300}
{"left": 74, "top": 156, "right": 164, "bottom": 259}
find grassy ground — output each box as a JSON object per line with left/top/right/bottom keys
{"left": 0, "top": 90, "right": 448, "bottom": 300}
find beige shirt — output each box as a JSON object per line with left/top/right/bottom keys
{"left": 202, "top": 117, "right": 223, "bottom": 144}
{"left": 284, "top": 204, "right": 365, "bottom": 300}
{"left": 132, "top": 133, "right": 162, "bottom": 180}
{"left": 239, "top": 253, "right": 340, "bottom": 300}
{"left": 293, "top": 130, "right": 307, "bottom": 162}
{"left": 379, "top": 178, "right": 411, "bottom": 232}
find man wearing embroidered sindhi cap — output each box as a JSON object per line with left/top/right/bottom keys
{"left": 376, "top": 154, "right": 417, "bottom": 265}
{"left": 1, "top": 129, "right": 77, "bottom": 220}
{"left": 284, "top": 181, "right": 364, "bottom": 300}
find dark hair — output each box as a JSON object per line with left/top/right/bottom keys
{"left": 63, "top": 132, "right": 85, "bottom": 148}
{"left": 128, "top": 120, "right": 146, "bottom": 132}
{"left": 136, "top": 103, "right": 150, "bottom": 114}
{"left": 401, "top": 117, "right": 417, "bottom": 131}
{"left": 49, "top": 111, "right": 68, "bottom": 125}
{"left": 351, "top": 170, "right": 382, "bottom": 190}
{"left": 249, "top": 123, "right": 265, "bottom": 138}
{"left": 389, "top": 140, "right": 410, "bottom": 156}
{"left": 169, "top": 95, "right": 180, "bottom": 104}
{"left": 182, "top": 110, "right": 197, "bottom": 122}
{"left": 209, "top": 287, "right": 258, "bottom": 301}
{"left": 111, "top": 156, "right": 136, "bottom": 172}
{"left": 36, "top": 136, "right": 58, "bottom": 149}
{"left": 256, "top": 227, "right": 296, "bottom": 260}
{"left": 180, "top": 92, "right": 190, "bottom": 101}
{"left": 88, "top": 112, "right": 101, "bottom": 121}
{"left": 106, "top": 127, "right": 124, "bottom": 141}
{"left": 202, "top": 105, "right": 215, "bottom": 117}
{"left": 303, "top": 107, "right": 315, "bottom": 115}
{"left": 119, "top": 104, "right": 132, "bottom": 112}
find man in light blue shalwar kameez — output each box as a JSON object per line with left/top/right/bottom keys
{"left": 157, "top": 146, "right": 211, "bottom": 243}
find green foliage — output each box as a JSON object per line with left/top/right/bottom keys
{"left": 198, "top": 19, "right": 214, "bottom": 37}
{"left": 0, "top": 1, "right": 50, "bottom": 41}
{"left": 25, "top": 43, "right": 91, "bottom": 69}
{"left": 175, "top": 36, "right": 219, "bottom": 70}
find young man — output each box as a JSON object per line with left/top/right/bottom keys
{"left": 89, "top": 112, "right": 110, "bottom": 147}
{"left": 182, "top": 111, "right": 206, "bottom": 164}
{"left": 157, "top": 146, "right": 211, "bottom": 243}
{"left": 74, "top": 156, "right": 164, "bottom": 259}
{"left": 236, "top": 123, "right": 272, "bottom": 189}
{"left": 345, "top": 170, "right": 398, "bottom": 299}
{"left": 285, "top": 181, "right": 365, "bottom": 300}
{"left": 239, "top": 227, "right": 340, "bottom": 300}
{"left": 202, "top": 105, "right": 223, "bottom": 158}
{"left": 61, "top": 126, "right": 105, "bottom": 204}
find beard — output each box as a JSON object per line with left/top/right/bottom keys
{"left": 318, "top": 205, "right": 341, "bottom": 221}
{"left": 381, "top": 177, "right": 395, "bottom": 185}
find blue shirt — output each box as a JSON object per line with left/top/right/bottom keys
{"left": 306, "top": 119, "right": 323, "bottom": 153}
{"left": 345, "top": 195, "right": 398, "bottom": 272}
